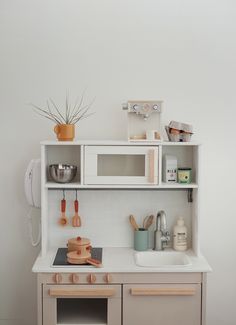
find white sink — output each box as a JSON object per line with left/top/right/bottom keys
{"left": 134, "top": 251, "right": 191, "bottom": 267}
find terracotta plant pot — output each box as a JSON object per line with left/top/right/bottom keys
{"left": 54, "top": 124, "right": 75, "bottom": 141}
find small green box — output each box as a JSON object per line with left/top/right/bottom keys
{"left": 178, "top": 168, "right": 192, "bottom": 184}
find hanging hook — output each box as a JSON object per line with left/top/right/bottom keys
{"left": 63, "top": 189, "right": 65, "bottom": 200}
{"left": 75, "top": 189, "right": 78, "bottom": 200}
{"left": 187, "top": 189, "right": 193, "bottom": 203}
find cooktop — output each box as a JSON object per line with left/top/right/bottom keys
{"left": 52, "top": 247, "right": 103, "bottom": 267}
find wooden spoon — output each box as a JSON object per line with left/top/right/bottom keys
{"left": 59, "top": 199, "right": 68, "bottom": 226}
{"left": 129, "top": 215, "right": 139, "bottom": 231}
{"left": 72, "top": 199, "right": 81, "bottom": 227}
{"left": 143, "top": 214, "right": 154, "bottom": 229}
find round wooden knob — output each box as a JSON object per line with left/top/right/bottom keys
{"left": 104, "top": 273, "right": 113, "bottom": 283}
{"left": 70, "top": 273, "right": 79, "bottom": 283}
{"left": 86, "top": 245, "right": 92, "bottom": 252}
{"left": 87, "top": 274, "right": 96, "bottom": 284}
{"left": 53, "top": 273, "right": 62, "bottom": 284}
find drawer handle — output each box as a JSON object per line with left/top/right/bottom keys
{"left": 149, "top": 149, "right": 155, "bottom": 183}
{"left": 49, "top": 288, "right": 116, "bottom": 297}
{"left": 130, "top": 288, "right": 196, "bottom": 296}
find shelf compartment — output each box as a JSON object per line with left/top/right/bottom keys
{"left": 45, "top": 145, "right": 81, "bottom": 184}
{"left": 162, "top": 145, "right": 199, "bottom": 184}
{"left": 57, "top": 298, "right": 107, "bottom": 325}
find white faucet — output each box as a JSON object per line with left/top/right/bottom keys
{"left": 154, "top": 210, "right": 170, "bottom": 251}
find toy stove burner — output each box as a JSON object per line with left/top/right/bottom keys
{"left": 53, "top": 247, "right": 103, "bottom": 267}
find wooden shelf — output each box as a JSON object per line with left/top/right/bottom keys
{"left": 45, "top": 182, "right": 198, "bottom": 190}
{"left": 45, "top": 182, "right": 81, "bottom": 189}
{"left": 41, "top": 140, "right": 200, "bottom": 146}
{"left": 160, "top": 182, "right": 198, "bottom": 189}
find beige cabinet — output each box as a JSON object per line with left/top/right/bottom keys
{"left": 37, "top": 273, "right": 205, "bottom": 325}
{"left": 123, "top": 284, "right": 201, "bottom": 325}
{"left": 43, "top": 284, "right": 121, "bottom": 325}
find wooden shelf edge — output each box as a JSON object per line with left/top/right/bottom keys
{"left": 45, "top": 183, "right": 198, "bottom": 190}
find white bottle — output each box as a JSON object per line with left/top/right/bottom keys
{"left": 173, "top": 217, "right": 187, "bottom": 251}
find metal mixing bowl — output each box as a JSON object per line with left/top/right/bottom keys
{"left": 49, "top": 164, "right": 77, "bottom": 183}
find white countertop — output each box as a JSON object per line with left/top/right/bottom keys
{"left": 32, "top": 247, "right": 212, "bottom": 273}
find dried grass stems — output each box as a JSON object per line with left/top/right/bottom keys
{"left": 31, "top": 93, "right": 95, "bottom": 125}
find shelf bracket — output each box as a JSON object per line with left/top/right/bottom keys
{"left": 187, "top": 189, "right": 193, "bottom": 203}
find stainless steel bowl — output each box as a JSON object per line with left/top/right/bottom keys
{"left": 49, "top": 164, "right": 77, "bottom": 183}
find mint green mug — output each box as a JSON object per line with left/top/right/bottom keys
{"left": 134, "top": 229, "right": 149, "bottom": 251}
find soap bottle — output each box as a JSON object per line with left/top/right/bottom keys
{"left": 173, "top": 217, "right": 187, "bottom": 251}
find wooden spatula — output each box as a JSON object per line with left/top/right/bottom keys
{"left": 72, "top": 199, "right": 81, "bottom": 227}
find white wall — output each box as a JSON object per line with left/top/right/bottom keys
{"left": 0, "top": 0, "right": 236, "bottom": 324}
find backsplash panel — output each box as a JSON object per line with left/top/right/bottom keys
{"left": 48, "top": 190, "right": 192, "bottom": 249}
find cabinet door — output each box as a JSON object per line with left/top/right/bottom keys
{"left": 43, "top": 284, "right": 121, "bottom": 325}
{"left": 84, "top": 146, "right": 158, "bottom": 185}
{"left": 123, "top": 284, "right": 201, "bottom": 325}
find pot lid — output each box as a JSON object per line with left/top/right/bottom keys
{"left": 68, "top": 236, "right": 91, "bottom": 246}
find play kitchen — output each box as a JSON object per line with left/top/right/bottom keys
{"left": 32, "top": 100, "right": 211, "bottom": 325}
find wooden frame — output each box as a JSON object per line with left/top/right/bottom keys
{"left": 42, "top": 284, "right": 121, "bottom": 325}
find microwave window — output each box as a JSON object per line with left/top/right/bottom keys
{"left": 97, "top": 154, "right": 145, "bottom": 176}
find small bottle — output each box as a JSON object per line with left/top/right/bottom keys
{"left": 173, "top": 217, "right": 187, "bottom": 251}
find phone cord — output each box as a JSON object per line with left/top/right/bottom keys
{"left": 27, "top": 207, "right": 41, "bottom": 247}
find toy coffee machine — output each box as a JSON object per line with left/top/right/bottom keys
{"left": 122, "top": 100, "right": 163, "bottom": 141}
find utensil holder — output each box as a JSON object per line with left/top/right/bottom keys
{"left": 134, "top": 229, "right": 149, "bottom": 251}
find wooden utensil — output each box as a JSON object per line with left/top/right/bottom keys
{"left": 143, "top": 214, "right": 154, "bottom": 229}
{"left": 59, "top": 198, "right": 68, "bottom": 226}
{"left": 72, "top": 199, "right": 81, "bottom": 227}
{"left": 129, "top": 215, "right": 139, "bottom": 231}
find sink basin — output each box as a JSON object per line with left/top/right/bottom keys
{"left": 134, "top": 251, "right": 191, "bottom": 267}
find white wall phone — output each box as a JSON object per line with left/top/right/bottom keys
{"left": 25, "top": 159, "right": 41, "bottom": 208}
{"left": 24, "top": 159, "right": 41, "bottom": 246}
